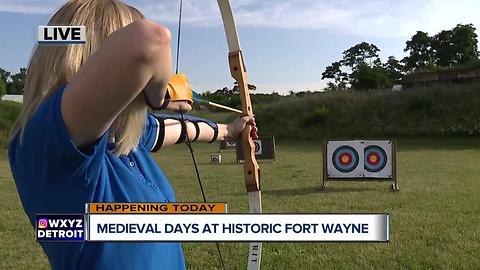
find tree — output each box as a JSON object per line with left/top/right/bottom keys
{"left": 232, "top": 83, "right": 257, "bottom": 93}
{"left": 447, "top": 24, "right": 479, "bottom": 64}
{"left": 321, "top": 61, "right": 348, "bottom": 90}
{"left": 433, "top": 29, "right": 455, "bottom": 66}
{"left": 342, "top": 42, "right": 380, "bottom": 68}
{"left": 0, "top": 77, "right": 6, "bottom": 98}
{"left": 323, "top": 82, "right": 338, "bottom": 92}
{"left": 7, "top": 68, "right": 26, "bottom": 95}
{"left": 403, "top": 31, "right": 436, "bottom": 71}
{"left": 322, "top": 42, "right": 394, "bottom": 91}
{"left": 0, "top": 68, "right": 10, "bottom": 83}
{"left": 404, "top": 24, "right": 479, "bottom": 70}
{"left": 383, "top": 56, "right": 404, "bottom": 83}
{"left": 350, "top": 63, "right": 390, "bottom": 91}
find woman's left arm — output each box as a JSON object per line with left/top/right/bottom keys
{"left": 149, "top": 115, "right": 257, "bottom": 151}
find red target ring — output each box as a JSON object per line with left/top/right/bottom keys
{"left": 366, "top": 152, "right": 380, "bottom": 165}
{"left": 339, "top": 153, "right": 352, "bottom": 165}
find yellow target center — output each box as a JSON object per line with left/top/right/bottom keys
{"left": 341, "top": 156, "right": 350, "bottom": 163}
{"left": 370, "top": 155, "right": 378, "bottom": 163}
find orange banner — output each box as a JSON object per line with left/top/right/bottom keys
{"left": 86, "top": 203, "right": 227, "bottom": 214}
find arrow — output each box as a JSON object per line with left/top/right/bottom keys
{"left": 192, "top": 90, "right": 242, "bottom": 114}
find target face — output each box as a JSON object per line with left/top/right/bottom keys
{"left": 211, "top": 154, "right": 221, "bottom": 164}
{"left": 254, "top": 140, "right": 263, "bottom": 155}
{"left": 332, "top": 146, "right": 359, "bottom": 173}
{"left": 364, "top": 145, "right": 387, "bottom": 173}
{"left": 226, "top": 140, "right": 237, "bottom": 147}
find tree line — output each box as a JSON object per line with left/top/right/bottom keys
{"left": 322, "top": 23, "right": 480, "bottom": 91}
{"left": 0, "top": 68, "right": 26, "bottom": 97}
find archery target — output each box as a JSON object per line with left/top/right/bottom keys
{"left": 362, "top": 140, "right": 393, "bottom": 178}
{"left": 332, "top": 146, "right": 359, "bottom": 173}
{"left": 254, "top": 140, "right": 263, "bottom": 155}
{"left": 326, "top": 140, "right": 394, "bottom": 179}
{"left": 211, "top": 154, "right": 222, "bottom": 164}
{"left": 235, "top": 137, "right": 276, "bottom": 161}
{"left": 226, "top": 140, "right": 237, "bottom": 147}
{"left": 364, "top": 145, "right": 387, "bottom": 172}
{"left": 326, "top": 141, "right": 364, "bottom": 178}
{"left": 219, "top": 139, "right": 237, "bottom": 150}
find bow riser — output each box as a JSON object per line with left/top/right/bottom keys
{"left": 228, "top": 51, "right": 251, "bottom": 115}
{"left": 229, "top": 42, "right": 262, "bottom": 270}
{"left": 228, "top": 51, "right": 261, "bottom": 192}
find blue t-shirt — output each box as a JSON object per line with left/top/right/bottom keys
{"left": 8, "top": 85, "right": 186, "bottom": 270}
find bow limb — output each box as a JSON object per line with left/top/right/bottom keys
{"left": 217, "top": 1, "right": 262, "bottom": 269}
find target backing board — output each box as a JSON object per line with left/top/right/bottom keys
{"left": 363, "top": 140, "right": 393, "bottom": 178}
{"left": 236, "top": 137, "right": 276, "bottom": 162}
{"left": 325, "top": 139, "right": 395, "bottom": 180}
{"left": 326, "top": 141, "right": 364, "bottom": 178}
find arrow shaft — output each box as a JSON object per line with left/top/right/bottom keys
{"left": 206, "top": 101, "right": 242, "bottom": 114}
{"left": 193, "top": 93, "right": 242, "bottom": 114}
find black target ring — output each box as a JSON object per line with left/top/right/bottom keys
{"left": 332, "top": 146, "right": 359, "bottom": 173}
{"left": 254, "top": 141, "right": 261, "bottom": 153}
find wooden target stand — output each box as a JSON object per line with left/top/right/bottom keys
{"left": 321, "top": 139, "right": 399, "bottom": 191}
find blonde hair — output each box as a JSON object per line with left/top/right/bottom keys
{"left": 9, "top": 0, "right": 147, "bottom": 155}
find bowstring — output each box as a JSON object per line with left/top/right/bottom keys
{"left": 175, "top": 0, "right": 183, "bottom": 74}
{"left": 176, "top": 1, "right": 225, "bottom": 269}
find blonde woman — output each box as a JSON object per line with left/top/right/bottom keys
{"left": 8, "top": 0, "right": 257, "bottom": 269}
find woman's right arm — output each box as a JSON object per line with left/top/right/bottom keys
{"left": 61, "top": 19, "right": 172, "bottom": 148}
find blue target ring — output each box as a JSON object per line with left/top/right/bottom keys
{"left": 332, "top": 146, "right": 359, "bottom": 173}
{"left": 364, "top": 145, "right": 387, "bottom": 173}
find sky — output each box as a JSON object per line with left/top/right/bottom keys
{"left": 0, "top": 0, "right": 479, "bottom": 94}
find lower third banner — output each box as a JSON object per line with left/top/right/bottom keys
{"left": 86, "top": 214, "right": 389, "bottom": 242}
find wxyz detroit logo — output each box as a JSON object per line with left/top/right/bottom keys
{"left": 36, "top": 214, "right": 85, "bottom": 241}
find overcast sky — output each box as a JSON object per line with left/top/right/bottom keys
{"left": 1, "top": 0, "right": 479, "bottom": 94}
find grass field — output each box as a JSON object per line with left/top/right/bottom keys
{"left": 1, "top": 138, "right": 480, "bottom": 269}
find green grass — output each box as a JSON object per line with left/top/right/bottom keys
{"left": 0, "top": 151, "right": 50, "bottom": 269}
{"left": 0, "top": 100, "right": 21, "bottom": 149}
{"left": 1, "top": 138, "right": 480, "bottom": 269}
